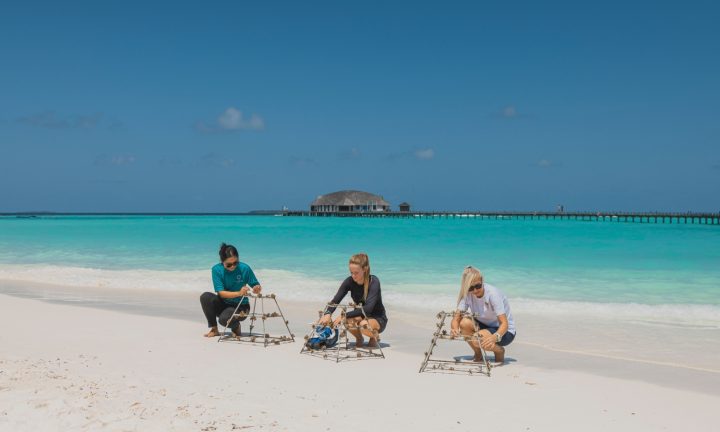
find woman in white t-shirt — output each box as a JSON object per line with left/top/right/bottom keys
{"left": 450, "top": 266, "right": 516, "bottom": 363}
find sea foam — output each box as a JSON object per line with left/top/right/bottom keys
{"left": 1, "top": 264, "right": 718, "bottom": 329}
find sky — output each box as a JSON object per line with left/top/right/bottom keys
{"left": 1, "top": 1, "right": 718, "bottom": 212}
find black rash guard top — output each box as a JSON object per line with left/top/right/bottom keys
{"left": 326, "top": 275, "right": 388, "bottom": 321}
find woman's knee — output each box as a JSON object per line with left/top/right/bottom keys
{"left": 459, "top": 318, "right": 475, "bottom": 334}
{"left": 357, "top": 320, "right": 370, "bottom": 333}
{"left": 359, "top": 319, "right": 379, "bottom": 334}
{"left": 346, "top": 316, "right": 362, "bottom": 325}
{"left": 218, "top": 308, "right": 234, "bottom": 324}
{"left": 200, "top": 292, "right": 216, "bottom": 304}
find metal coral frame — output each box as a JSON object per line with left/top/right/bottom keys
{"left": 418, "top": 311, "right": 492, "bottom": 376}
{"left": 299, "top": 302, "right": 385, "bottom": 362}
{"left": 218, "top": 292, "right": 295, "bottom": 347}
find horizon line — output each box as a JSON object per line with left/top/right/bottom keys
{"left": 2, "top": 210, "right": 719, "bottom": 216}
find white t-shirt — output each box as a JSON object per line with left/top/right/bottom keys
{"left": 457, "top": 283, "right": 516, "bottom": 335}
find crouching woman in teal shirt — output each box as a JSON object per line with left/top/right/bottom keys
{"left": 200, "top": 243, "right": 262, "bottom": 337}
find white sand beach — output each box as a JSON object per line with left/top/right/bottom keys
{"left": 1, "top": 283, "right": 719, "bottom": 432}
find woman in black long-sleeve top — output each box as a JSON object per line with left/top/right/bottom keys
{"left": 318, "top": 253, "right": 388, "bottom": 347}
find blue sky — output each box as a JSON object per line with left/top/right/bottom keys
{"left": 1, "top": 1, "right": 718, "bottom": 212}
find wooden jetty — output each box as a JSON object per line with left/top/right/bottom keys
{"left": 283, "top": 210, "right": 720, "bottom": 225}
{"left": 3, "top": 212, "right": 718, "bottom": 225}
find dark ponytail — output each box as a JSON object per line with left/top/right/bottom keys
{"left": 219, "top": 243, "right": 238, "bottom": 262}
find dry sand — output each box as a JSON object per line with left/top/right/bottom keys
{"left": 1, "top": 287, "right": 719, "bottom": 431}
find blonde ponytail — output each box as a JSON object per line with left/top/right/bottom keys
{"left": 349, "top": 253, "right": 371, "bottom": 301}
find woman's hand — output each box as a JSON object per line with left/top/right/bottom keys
{"left": 332, "top": 315, "right": 344, "bottom": 328}
{"left": 318, "top": 314, "right": 332, "bottom": 326}
{"left": 237, "top": 287, "right": 250, "bottom": 297}
{"left": 252, "top": 285, "right": 262, "bottom": 294}
{"left": 450, "top": 312, "right": 463, "bottom": 337}
{"left": 480, "top": 333, "right": 497, "bottom": 350}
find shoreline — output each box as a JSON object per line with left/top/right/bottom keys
{"left": 2, "top": 280, "right": 719, "bottom": 396}
{"left": 2, "top": 263, "right": 718, "bottom": 321}
{"left": 0, "top": 291, "right": 718, "bottom": 431}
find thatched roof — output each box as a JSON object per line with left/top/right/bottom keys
{"left": 311, "top": 190, "right": 390, "bottom": 207}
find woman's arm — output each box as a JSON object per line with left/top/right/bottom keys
{"left": 318, "top": 281, "right": 349, "bottom": 324}
{"left": 495, "top": 314, "right": 508, "bottom": 337}
{"left": 217, "top": 286, "right": 249, "bottom": 299}
{"left": 246, "top": 266, "right": 261, "bottom": 293}
{"left": 450, "top": 312, "right": 463, "bottom": 336}
{"left": 480, "top": 314, "right": 508, "bottom": 350}
{"left": 451, "top": 295, "right": 469, "bottom": 335}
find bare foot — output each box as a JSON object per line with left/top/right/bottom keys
{"left": 355, "top": 336, "right": 364, "bottom": 348}
{"left": 472, "top": 354, "right": 484, "bottom": 362}
{"left": 204, "top": 327, "right": 220, "bottom": 337}
{"left": 367, "top": 337, "right": 379, "bottom": 348}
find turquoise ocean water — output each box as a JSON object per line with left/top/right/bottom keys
{"left": 1, "top": 215, "right": 718, "bottom": 325}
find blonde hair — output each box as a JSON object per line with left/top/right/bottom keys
{"left": 349, "top": 253, "right": 371, "bottom": 301}
{"left": 457, "top": 266, "right": 483, "bottom": 305}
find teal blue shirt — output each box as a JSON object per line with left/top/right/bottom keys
{"left": 211, "top": 262, "right": 260, "bottom": 305}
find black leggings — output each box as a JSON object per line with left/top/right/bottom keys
{"left": 200, "top": 292, "right": 250, "bottom": 333}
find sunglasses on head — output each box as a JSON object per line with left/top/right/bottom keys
{"left": 468, "top": 282, "right": 484, "bottom": 292}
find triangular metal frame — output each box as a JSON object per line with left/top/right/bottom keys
{"left": 418, "top": 311, "right": 492, "bottom": 376}
{"left": 218, "top": 293, "right": 295, "bottom": 347}
{"left": 300, "top": 303, "right": 385, "bottom": 362}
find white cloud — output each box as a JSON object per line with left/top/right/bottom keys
{"left": 198, "top": 107, "right": 264, "bottom": 132}
{"left": 388, "top": 148, "right": 436, "bottom": 161}
{"left": 489, "top": 105, "right": 523, "bottom": 119}
{"left": 502, "top": 105, "right": 517, "bottom": 118}
{"left": 218, "top": 107, "right": 264, "bottom": 130}
{"left": 414, "top": 148, "right": 435, "bottom": 160}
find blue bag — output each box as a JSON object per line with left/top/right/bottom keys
{"left": 306, "top": 325, "right": 338, "bottom": 350}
